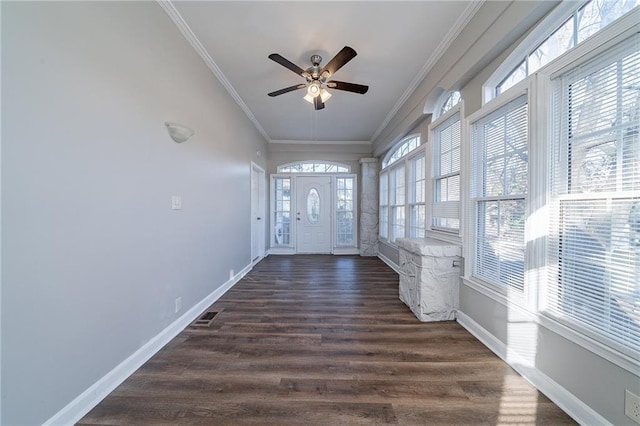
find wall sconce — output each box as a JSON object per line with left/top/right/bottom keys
{"left": 164, "top": 122, "right": 194, "bottom": 143}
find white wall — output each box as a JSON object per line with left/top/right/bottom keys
{"left": 1, "top": 2, "right": 267, "bottom": 424}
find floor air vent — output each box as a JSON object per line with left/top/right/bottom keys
{"left": 191, "top": 310, "right": 218, "bottom": 327}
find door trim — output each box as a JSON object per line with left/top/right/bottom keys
{"left": 250, "top": 162, "right": 266, "bottom": 262}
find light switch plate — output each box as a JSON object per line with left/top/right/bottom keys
{"left": 171, "top": 195, "right": 182, "bottom": 210}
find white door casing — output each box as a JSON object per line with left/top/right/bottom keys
{"left": 295, "top": 176, "right": 331, "bottom": 253}
{"left": 251, "top": 163, "right": 266, "bottom": 261}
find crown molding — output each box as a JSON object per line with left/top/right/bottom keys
{"left": 157, "top": 0, "right": 272, "bottom": 143}
{"left": 270, "top": 139, "right": 371, "bottom": 146}
{"left": 369, "top": 0, "right": 484, "bottom": 143}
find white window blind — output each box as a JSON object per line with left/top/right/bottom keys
{"left": 547, "top": 34, "right": 640, "bottom": 358}
{"left": 433, "top": 112, "right": 461, "bottom": 231}
{"left": 409, "top": 154, "right": 426, "bottom": 238}
{"left": 390, "top": 165, "right": 406, "bottom": 242}
{"left": 471, "top": 95, "right": 528, "bottom": 291}
{"left": 379, "top": 172, "right": 389, "bottom": 240}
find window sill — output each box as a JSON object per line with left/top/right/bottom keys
{"left": 427, "top": 229, "right": 462, "bottom": 245}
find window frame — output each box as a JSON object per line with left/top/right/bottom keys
{"left": 277, "top": 160, "right": 350, "bottom": 174}
{"left": 464, "top": 80, "right": 531, "bottom": 305}
{"left": 379, "top": 134, "right": 425, "bottom": 245}
{"left": 389, "top": 164, "right": 406, "bottom": 243}
{"left": 408, "top": 153, "right": 426, "bottom": 238}
{"left": 465, "top": 9, "right": 640, "bottom": 372}
{"left": 270, "top": 175, "right": 293, "bottom": 249}
{"left": 379, "top": 171, "right": 389, "bottom": 241}
{"left": 334, "top": 175, "right": 358, "bottom": 248}
{"left": 541, "top": 28, "right": 640, "bottom": 364}
{"left": 382, "top": 135, "right": 421, "bottom": 168}
{"left": 429, "top": 102, "right": 463, "bottom": 237}
{"left": 483, "top": 0, "right": 639, "bottom": 104}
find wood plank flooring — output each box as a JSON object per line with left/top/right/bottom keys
{"left": 78, "top": 255, "right": 575, "bottom": 425}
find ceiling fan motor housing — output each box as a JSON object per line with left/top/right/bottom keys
{"left": 310, "top": 54, "right": 322, "bottom": 66}
{"left": 307, "top": 55, "right": 324, "bottom": 81}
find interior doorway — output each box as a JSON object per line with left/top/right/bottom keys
{"left": 251, "top": 163, "right": 266, "bottom": 262}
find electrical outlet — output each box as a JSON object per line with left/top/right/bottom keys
{"left": 175, "top": 296, "right": 182, "bottom": 314}
{"left": 626, "top": 389, "right": 640, "bottom": 424}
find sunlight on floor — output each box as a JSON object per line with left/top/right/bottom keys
{"left": 496, "top": 376, "right": 541, "bottom": 425}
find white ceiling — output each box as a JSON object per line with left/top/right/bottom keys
{"left": 165, "top": 1, "right": 479, "bottom": 143}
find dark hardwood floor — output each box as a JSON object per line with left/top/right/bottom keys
{"left": 78, "top": 255, "right": 575, "bottom": 425}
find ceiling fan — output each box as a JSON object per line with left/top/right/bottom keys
{"left": 267, "top": 46, "right": 369, "bottom": 110}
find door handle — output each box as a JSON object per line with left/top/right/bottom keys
{"left": 297, "top": 218, "right": 301, "bottom": 221}
{"left": 256, "top": 217, "right": 261, "bottom": 220}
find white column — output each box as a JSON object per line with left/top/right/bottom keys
{"left": 359, "top": 158, "right": 379, "bottom": 256}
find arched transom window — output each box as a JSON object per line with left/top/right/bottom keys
{"left": 382, "top": 135, "right": 421, "bottom": 169}
{"left": 439, "top": 91, "right": 461, "bottom": 116}
{"left": 277, "top": 161, "right": 350, "bottom": 173}
{"left": 485, "top": 0, "right": 639, "bottom": 101}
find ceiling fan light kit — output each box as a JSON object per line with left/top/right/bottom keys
{"left": 307, "top": 81, "right": 321, "bottom": 97}
{"left": 267, "top": 46, "right": 369, "bottom": 110}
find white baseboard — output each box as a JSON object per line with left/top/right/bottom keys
{"left": 44, "top": 263, "right": 253, "bottom": 426}
{"left": 377, "top": 252, "right": 400, "bottom": 274}
{"left": 332, "top": 247, "right": 360, "bottom": 255}
{"left": 251, "top": 253, "right": 266, "bottom": 267}
{"left": 268, "top": 247, "right": 295, "bottom": 255}
{"left": 456, "top": 311, "right": 610, "bottom": 426}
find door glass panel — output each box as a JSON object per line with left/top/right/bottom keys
{"left": 273, "top": 177, "right": 291, "bottom": 245}
{"left": 336, "top": 177, "right": 355, "bottom": 246}
{"left": 307, "top": 188, "right": 320, "bottom": 223}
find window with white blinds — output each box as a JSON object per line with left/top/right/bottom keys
{"left": 380, "top": 134, "right": 423, "bottom": 243}
{"left": 409, "top": 154, "right": 426, "bottom": 238}
{"left": 433, "top": 112, "right": 461, "bottom": 231}
{"left": 390, "top": 165, "right": 406, "bottom": 242}
{"left": 471, "top": 95, "right": 528, "bottom": 291}
{"left": 379, "top": 172, "right": 389, "bottom": 240}
{"left": 547, "top": 34, "right": 640, "bottom": 358}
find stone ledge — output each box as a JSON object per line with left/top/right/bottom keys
{"left": 396, "top": 237, "right": 461, "bottom": 257}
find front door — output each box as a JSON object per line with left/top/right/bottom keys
{"left": 295, "top": 176, "right": 331, "bottom": 253}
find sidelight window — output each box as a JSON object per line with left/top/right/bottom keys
{"left": 272, "top": 177, "right": 291, "bottom": 246}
